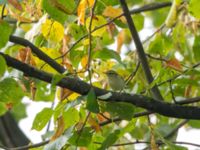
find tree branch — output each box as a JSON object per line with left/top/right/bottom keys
{"left": 2, "top": 140, "right": 49, "bottom": 150}
{"left": 94, "top": 140, "right": 200, "bottom": 148}
{"left": 119, "top": 0, "right": 163, "bottom": 100}
{"left": 9, "top": 35, "right": 65, "bottom": 73}
{"left": 2, "top": 52, "right": 200, "bottom": 120}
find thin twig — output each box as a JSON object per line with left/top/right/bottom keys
{"left": 99, "top": 113, "right": 112, "bottom": 122}
{"left": 2, "top": 140, "right": 50, "bottom": 150}
{"left": 143, "top": 24, "right": 165, "bottom": 44}
{"left": 176, "top": 96, "right": 200, "bottom": 105}
{"left": 75, "top": 112, "right": 91, "bottom": 149}
{"left": 86, "top": 0, "right": 98, "bottom": 85}
{"left": 165, "top": 119, "right": 189, "bottom": 139}
{"left": 169, "top": 80, "right": 177, "bottom": 103}
{"left": 99, "top": 111, "right": 151, "bottom": 126}
{"left": 158, "top": 61, "right": 200, "bottom": 86}
{"left": 45, "top": 101, "right": 55, "bottom": 134}
{"left": 94, "top": 140, "right": 200, "bottom": 148}
{"left": 125, "top": 61, "right": 140, "bottom": 84}
{"left": 146, "top": 53, "right": 167, "bottom": 62}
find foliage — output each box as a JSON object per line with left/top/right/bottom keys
{"left": 1, "top": 0, "right": 200, "bottom": 149}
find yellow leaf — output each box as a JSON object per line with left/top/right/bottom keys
{"left": 83, "top": 38, "right": 90, "bottom": 45}
{"left": 103, "top": 6, "right": 126, "bottom": 23}
{"left": 41, "top": 19, "right": 64, "bottom": 42}
{"left": 77, "top": 0, "right": 94, "bottom": 25}
{"left": 88, "top": 0, "right": 95, "bottom": 7}
{"left": 165, "top": 0, "right": 181, "bottom": 27}
{"left": 67, "top": 92, "right": 80, "bottom": 101}
{"left": 81, "top": 55, "right": 88, "bottom": 69}
{"left": 33, "top": 47, "right": 61, "bottom": 73}
{"left": 85, "top": 15, "right": 107, "bottom": 37}
{"left": 0, "top": 5, "right": 8, "bottom": 16}
{"left": 103, "top": 6, "right": 122, "bottom": 18}
{"left": 60, "top": 88, "right": 73, "bottom": 101}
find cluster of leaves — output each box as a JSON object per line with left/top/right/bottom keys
{"left": 1, "top": 0, "right": 200, "bottom": 149}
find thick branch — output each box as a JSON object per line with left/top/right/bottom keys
{"left": 119, "top": 0, "right": 163, "bottom": 100}
{"left": 2, "top": 52, "right": 200, "bottom": 120}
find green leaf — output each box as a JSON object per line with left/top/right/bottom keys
{"left": 165, "top": 0, "right": 180, "bottom": 27}
{"left": 189, "top": 0, "right": 200, "bottom": 19}
{"left": 132, "top": 14, "right": 144, "bottom": 31}
{"left": 101, "top": 32, "right": 115, "bottom": 45}
{"left": 86, "top": 15, "right": 107, "bottom": 37}
{"left": 0, "top": 20, "right": 12, "bottom": 49}
{"left": 34, "top": 81, "right": 55, "bottom": 101}
{"left": 32, "top": 108, "right": 54, "bottom": 131}
{"left": 193, "top": 35, "right": 200, "bottom": 61}
{"left": 114, "top": 19, "right": 128, "bottom": 28}
{"left": 174, "top": 78, "right": 199, "bottom": 86}
{"left": 68, "top": 127, "right": 93, "bottom": 146}
{"left": 0, "top": 78, "right": 24, "bottom": 104}
{"left": 148, "top": 33, "right": 164, "bottom": 55}
{"left": 11, "top": 103, "right": 27, "bottom": 121}
{"left": 68, "top": 23, "right": 86, "bottom": 40}
{"left": 70, "top": 49, "right": 85, "bottom": 68}
{"left": 58, "top": 0, "right": 76, "bottom": 14}
{"left": 101, "top": 0, "right": 119, "bottom": 6}
{"left": 86, "top": 88, "right": 99, "bottom": 113}
{"left": 130, "top": 124, "right": 149, "bottom": 139}
{"left": 99, "top": 130, "right": 120, "bottom": 150}
{"left": 42, "top": 0, "right": 71, "bottom": 24}
{"left": 188, "top": 120, "right": 200, "bottom": 128}
{"left": 102, "top": 102, "right": 135, "bottom": 120}
{"left": 63, "top": 107, "right": 80, "bottom": 129}
{"left": 99, "top": 119, "right": 135, "bottom": 150}
{"left": 0, "top": 102, "right": 7, "bottom": 116}
{"left": 0, "top": 55, "right": 6, "bottom": 77}
{"left": 92, "top": 48, "right": 121, "bottom": 63}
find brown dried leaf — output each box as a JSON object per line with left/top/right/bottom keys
{"left": 8, "top": 0, "right": 23, "bottom": 11}
{"left": 51, "top": 116, "right": 65, "bottom": 141}
{"left": 88, "top": 116, "right": 101, "bottom": 132}
{"left": 60, "top": 88, "right": 73, "bottom": 101}
{"left": 97, "top": 112, "right": 110, "bottom": 122}
{"left": 166, "top": 58, "right": 183, "bottom": 72}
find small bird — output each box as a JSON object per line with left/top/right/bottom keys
{"left": 105, "top": 70, "right": 125, "bottom": 91}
